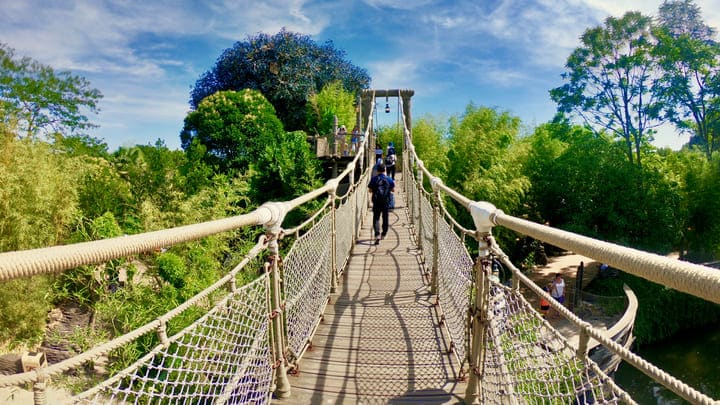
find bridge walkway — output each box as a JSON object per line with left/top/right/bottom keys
{"left": 275, "top": 173, "right": 465, "bottom": 404}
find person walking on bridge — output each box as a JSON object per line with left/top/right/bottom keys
{"left": 368, "top": 163, "right": 395, "bottom": 245}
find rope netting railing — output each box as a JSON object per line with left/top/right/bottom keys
{"left": 77, "top": 270, "right": 274, "bottom": 405}
{"left": 403, "top": 161, "right": 631, "bottom": 403}
{"left": 283, "top": 211, "right": 332, "bottom": 362}
{"left": 0, "top": 105, "right": 378, "bottom": 404}
{"left": 396, "top": 92, "right": 720, "bottom": 404}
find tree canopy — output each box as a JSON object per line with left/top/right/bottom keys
{"left": 654, "top": 0, "right": 720, "bottom": 160}
{"left": 191, "top": 29, "right": 370, "bottom": 132}
{"left": 0, "top": 43, "right": 102, "bottom": 138}
{"left": 181, "top": 89, "right": 285, "bottom": 173}
{"left": 550, "top": 12, "right": 661, "bottom": 167}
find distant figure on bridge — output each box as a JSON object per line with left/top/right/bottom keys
{"left": 385, "top": 152, "right": 397, "bottom": 180}
{"left": 368, "top": 163, "right": 395, "bottom": 245}
{"left": 551, "top": 273, "right": 565, "bottom": 304}
{"left": 387, "top": 141, "right": 396, "bottom": 157}
{"left": 372, "top": 157, "right": 383, "bottom": 178}
{"left": 337, "top": 125, "right": 348, "bottom": 156}
{"left": 375, "top": 143, "right": 383, "bottom": 161}
{"left": 351, "top": 126, "right": 361, "bottom": 154}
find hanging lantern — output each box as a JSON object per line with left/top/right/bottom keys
{"left": 384, "top": 96, "right": 390, "bottom": 113}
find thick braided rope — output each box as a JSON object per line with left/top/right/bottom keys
{"left": 0, "top": 209, "right": 272, "bottom": 281}
{"left": 495, "top": 213, "right": 720, "bottom": 305}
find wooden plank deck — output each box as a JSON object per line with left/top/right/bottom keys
{"left": 274, "top": 175, "right": 466, "bottom": 404}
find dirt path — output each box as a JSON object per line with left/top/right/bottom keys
{"left": 523, "top": 252, "right": 599, "bottom": 308}
{"left": 520, "top": 253, "right": 611, "bottom": 347}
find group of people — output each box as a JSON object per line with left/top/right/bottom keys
{"left": 368, "top": 142, "right": 398, "bottom": 245}
{"left": 336, "top": 125, "right": 363, "bottom": 156}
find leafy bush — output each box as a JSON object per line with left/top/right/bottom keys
{"left": 157, "top": 253, "right": 187, "bottom": 290}
{"left": 0, "top": 276, "right": 53, "bottom": 348}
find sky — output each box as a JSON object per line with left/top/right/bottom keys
{"left": 2, "top": 0, "right": 719, "bottom": 152}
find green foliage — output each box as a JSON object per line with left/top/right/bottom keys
{"left": 157, "top": 253, "right": 187, "bottom": 289}
{"left": 76, "top": 157, "right": 133, "bottom": 224}
{"left": 522, "top": 122, "right": 682, "bottom": 252}
{"left": 52, "top": 133, "right": 109, "bottom": 158}
{"left": 411, "top": 116, "right": 449, "bottom": 177}
{"left": 0, "top": 124, "right": 82, "bottom": 252}
{"left": 181, "top": 89, "right": 285, "bottom": 173}
{"left": 663, "top": 149, "right": 720, "bottom": 260}
{"left": 191, "top": 29, "right": 370, "bottom": 131}
{"left": 250, "top": 129, "right": 322, "bottom": 202}
{"left": 306, "top": 81, "right": 356, "bottom": 136}
{"left": 375, "top": 125, "right": 403, "bottom": 158}
{"left": 550, "top": 12, "right": 661, "bottom": 167}
{"left": 0, "top": 43, "right": 102, "bottom": 138}
{"left": 445, "top": 104, "right": 528, "bottom": 214}
{"left": 0, "top": 276, "right": 53, "bottom": 348}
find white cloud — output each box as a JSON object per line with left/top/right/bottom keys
{"left": 362, "top": 0, "right": 434, "bottom": 10}
{"left": 367, "top": 59, "right": 419, "bottom": 89}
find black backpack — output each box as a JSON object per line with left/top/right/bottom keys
{"left": 373, "top": 176, "right": 391, "bottom": 207}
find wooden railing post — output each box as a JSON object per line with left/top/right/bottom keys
{"left": 330, "top": 188, "right": 338, "bottom": 293}
{"left": 350, "top": 166, "right": 357, "bottom": 246}
{"left": 264, "top": 203, "right": 291, "bottom": 399}
{"left": 416, "top": 170, "right": 423, "bottom": 247}
{"left": 464, "top": 201, "right": 499, "bottom": 404}
{"left": 465, "top": 232, "right": 491, "bottom": 404}
{"left": 430, "top": 179, "right": 442, "bottom": 294}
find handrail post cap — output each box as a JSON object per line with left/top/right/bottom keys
{"left": 469, "top": 201, "right": 499, "bottom": 233}
{"left": 259, "top": 201, "right": 288, "bottom": 233}
{"left": 431, "top": 177, "right": 443, "bottom": 192}
{"left": 325, "top": 178, "right": 340, "bottom": 194}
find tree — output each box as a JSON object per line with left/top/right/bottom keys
{"left": 250, "top": 130, "right": 321, "bottom": 202}
{"left": 411, "top": 116, "right": 449, "bottom": 178}
{"left": 305, "top": 81, "right": 356, "bottom": 136}
{"left": 0, "top": 122, "right": 82, "bottom": 252}
{"left": 191, "top": 29, "right": 370, "bottom": 131}
{"left": 551, "top": 12, "right": 662, "bottom": 168}
{"left": 522, "top": 122, "right": 682, "bottom": 252}
{"left": 181, "top": 89, "right": 285, "bottom": 173}
{"left": 657, "top": 0, "right": 715, "bottom": 40}
{"left": 653, "top": 0, "right": 720, "bottom": 160}
{"left": 445, "top": 104, "right": 527, "bottom": 214}
{"left": 0, "top": 43, "right": 102, "bottom": 138}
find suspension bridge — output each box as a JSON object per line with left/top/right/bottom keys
{"left": 1, "top": 90, "right": 719, "bottom": 404}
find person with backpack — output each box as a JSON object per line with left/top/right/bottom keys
{"left": 387, "top": 141, "right": 396, "bottom": 157}
{"left": 368, "top": 163, "right": 395, "bottom": 245}
{"left": 385, "top": 152, "right": 397, "bottom": 180}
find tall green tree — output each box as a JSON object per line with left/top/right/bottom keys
{"left": 653, "top": 0, "right": 720, "bottom": 160}
{"left": 191, "top": 29, "right": 370, "bottom": 132}
{"left": 0, "top": 43, "right": 102, "bottom": 138}
{"left": 305, "top": 81, "right": 356, "bottom": 136}
{"left": 522, "top": 122, "right": 681, "bottom": 252}
{"left": 551, "top": 12, "right": 661, "bottom": 168}
{"left": 0, "top": 122, "right": 82, "bottom": 252}
{"left": 445, "top": 104, "right": 527, "bottom": 214}
{"left": 410, "top": 116, "right": 449, "bottom": 178}
{"left": 181, "top": 89, "right": 285, "bottom": 173}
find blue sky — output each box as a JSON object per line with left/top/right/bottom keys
{"left": 2, "top": 0, "right": 718, "bottom": 151}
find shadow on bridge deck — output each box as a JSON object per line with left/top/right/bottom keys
{"left": 273, "top": 173, "right": 465, "bottom": 404}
